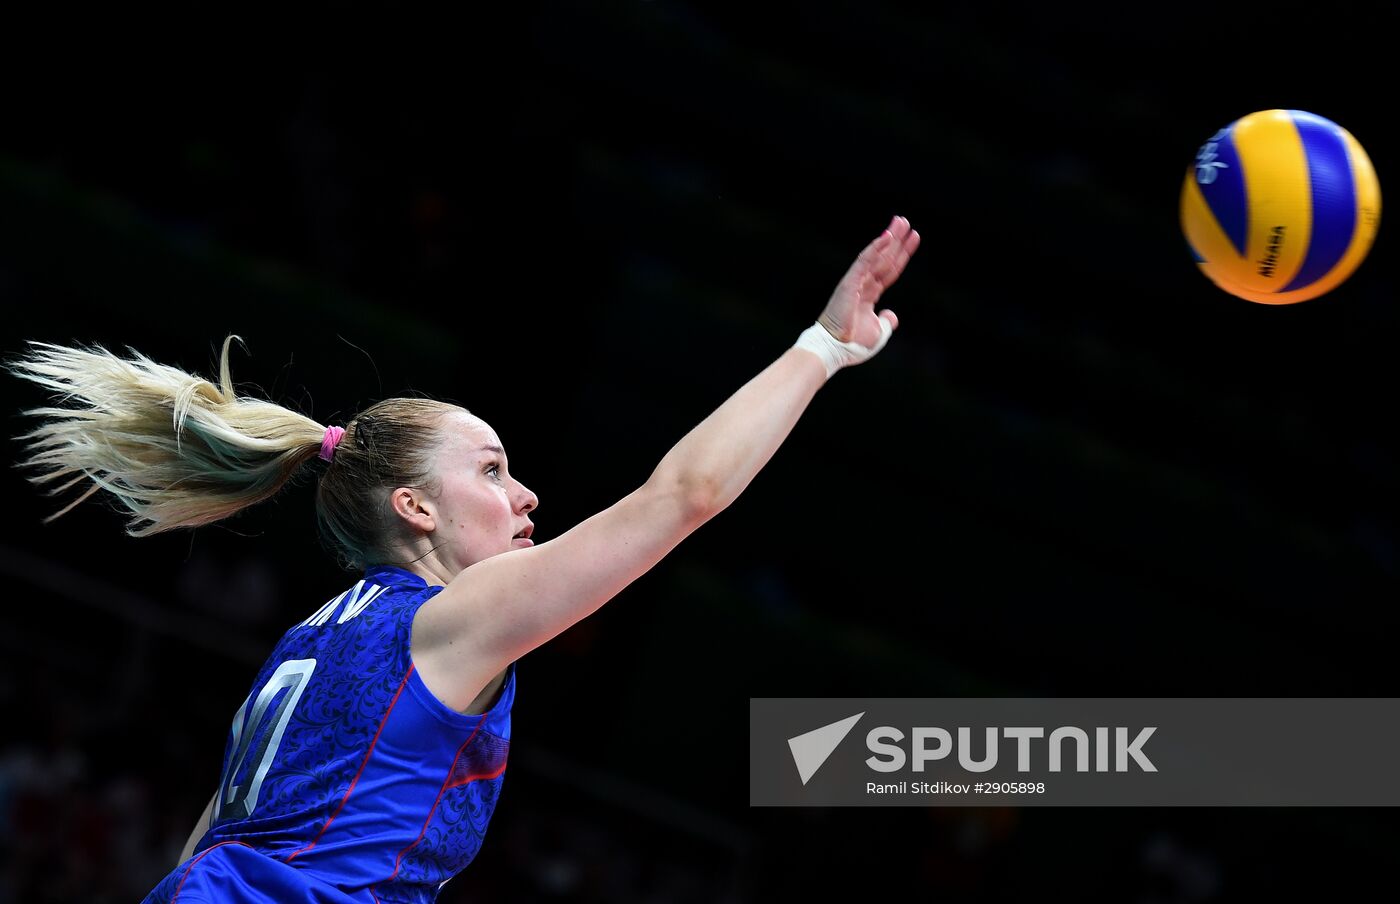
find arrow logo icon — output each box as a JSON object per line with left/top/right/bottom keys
{"left": 787, "top": 712, "right": 864, "bottom": 785}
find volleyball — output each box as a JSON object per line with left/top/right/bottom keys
{"left": 1180, "top": 109, "right": 1381, "bottom": 304}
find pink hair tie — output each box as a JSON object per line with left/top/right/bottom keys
{"left": 319, "top": 425, "right": 346, "bottom": 462}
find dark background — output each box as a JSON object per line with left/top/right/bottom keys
{"left": 2, "top": 2, "right": 1397, "bottom": 900}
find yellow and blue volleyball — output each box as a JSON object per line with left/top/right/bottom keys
{"left": 1180, "top": 109, "right": 1381, "bottom": 304}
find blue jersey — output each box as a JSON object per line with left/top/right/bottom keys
{"left": 143, "top": 564, "right": 515, "bottom": 904}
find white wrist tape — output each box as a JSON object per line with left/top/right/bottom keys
{"left": 793, "top": 319, "right": 893, "bottom": 379}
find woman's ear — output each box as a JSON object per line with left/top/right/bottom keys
{"left": 388, "top": 487, "right": 435, "bottom": 532}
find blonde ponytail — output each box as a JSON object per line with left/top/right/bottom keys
{"left": 6, "top": 334, "right": 326, "bottom": 535}
{"left": 7, "top": 334, "right": 466, "bottom": 573}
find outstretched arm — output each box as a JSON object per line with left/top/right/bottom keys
{"left": 412, "top": 216, "right": 920, "bottom": 707}
{"left": 659, "top": 215, "right": 918, "bottom": 511}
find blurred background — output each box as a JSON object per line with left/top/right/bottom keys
{"left": 1, "top": 1, "right": 1396, "bottom": 900}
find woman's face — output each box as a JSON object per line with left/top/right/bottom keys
{"left": 397, "top": 411, "right": 538, "bottom": 574}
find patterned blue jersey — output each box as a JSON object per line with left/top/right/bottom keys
{"left": 143, "top": 564, "right": 515, "bottom": 904}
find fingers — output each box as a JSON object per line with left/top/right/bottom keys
{"left": 896, "top": 224, "right": 920, "bottom": 268}
{"left": 869, "top": 216, "right": 906, "bottom": 253}
{"left": 847, "top": 216, "right": 919, "bottom": 307}
{"left": 870, "top": 216, "right": 919, "bottom": 271}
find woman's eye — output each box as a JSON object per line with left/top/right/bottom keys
{"left": 487, "top": 464, "right": 502, "bottom": 479}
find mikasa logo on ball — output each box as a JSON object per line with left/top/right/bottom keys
{"left": 1258, "top": 225, "right": 1285, "bottom": 278}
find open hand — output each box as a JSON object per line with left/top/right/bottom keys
{"left": 818, "top": 215, "right": 920, "bottom": 347}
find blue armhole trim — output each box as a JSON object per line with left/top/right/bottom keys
{"left": 404, "top": 585, "right": 517, "bottom": 730}
{"left": 407, "top": 659, "right": 515, "bottom": 730}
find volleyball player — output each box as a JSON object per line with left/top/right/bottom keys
{"left": 7, "top": 215, "right": 919, "bottom": 902}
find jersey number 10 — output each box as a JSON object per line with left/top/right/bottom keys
{"left": 214, "top": 658, "right": 319, "bottom": 822}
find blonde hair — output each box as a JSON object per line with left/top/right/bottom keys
{"left": 6, "top": 334, "right": 464, "bottom": 572}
